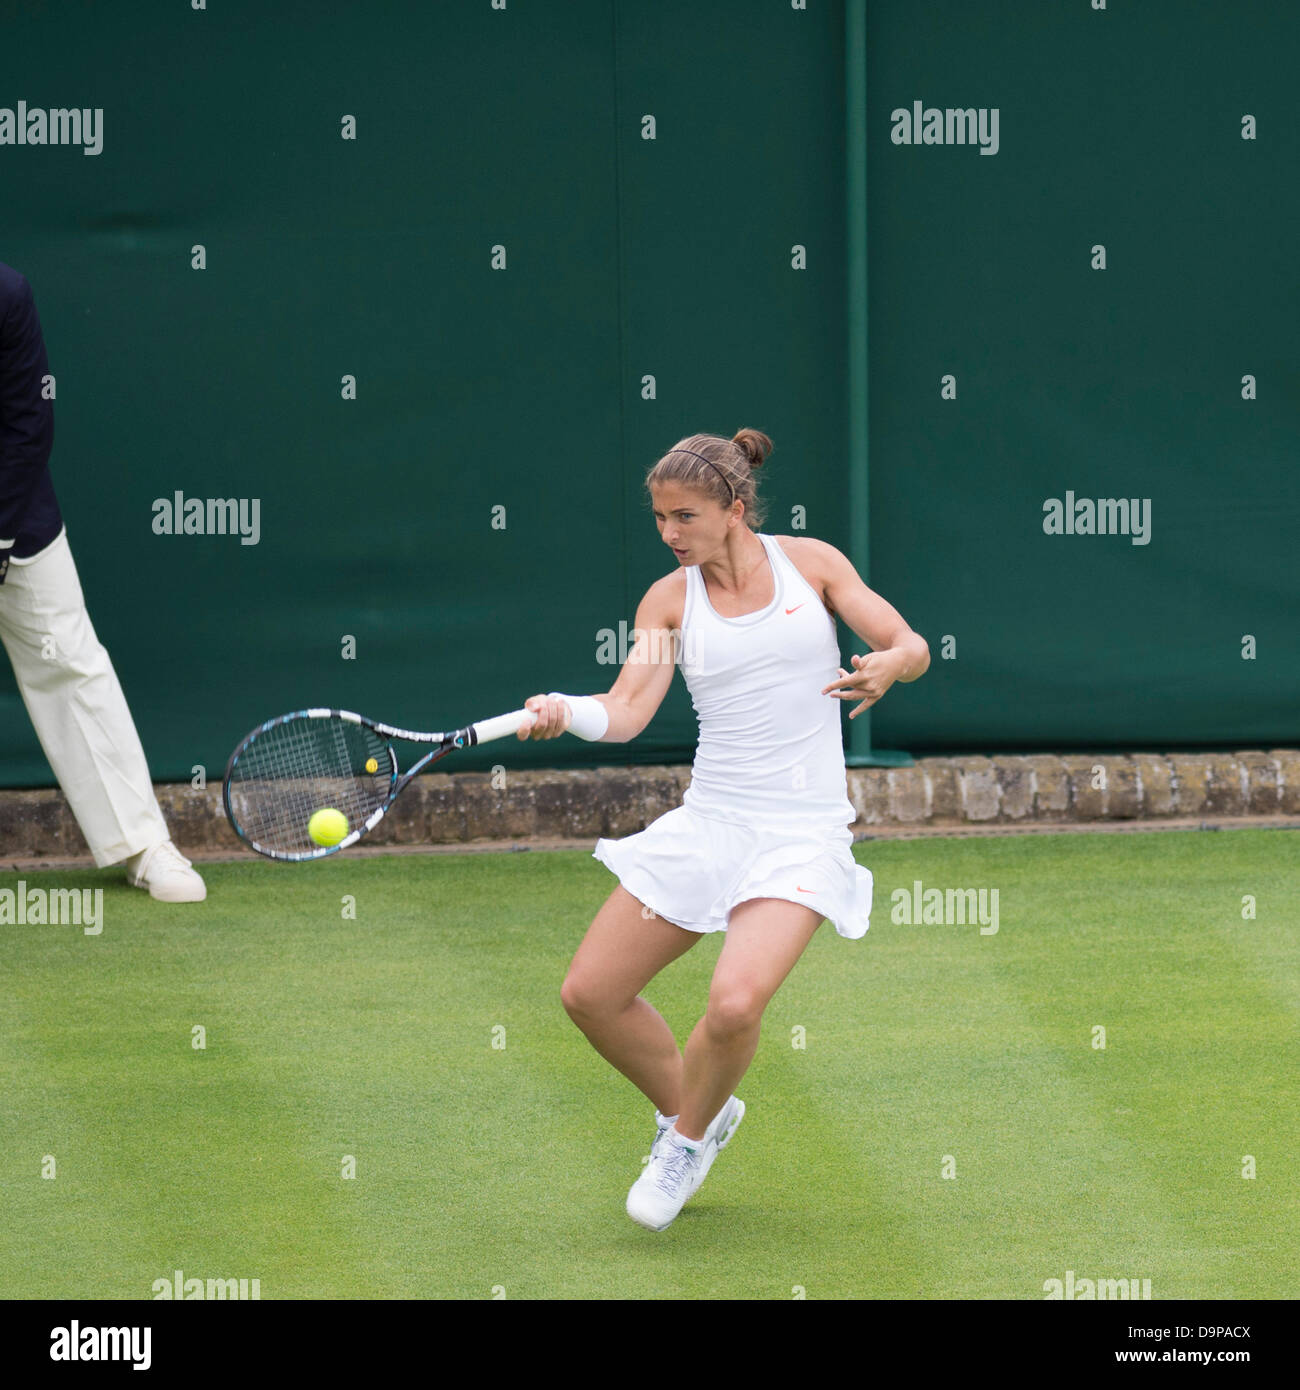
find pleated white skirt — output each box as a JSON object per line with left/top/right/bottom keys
{"left": 592, "top": 804, "right": 873, "bottom": 939}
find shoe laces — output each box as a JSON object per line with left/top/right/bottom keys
{"left": 138, "top": 841, "right": 192, "bottom": 878}
{"left": 652, "top": 1141, "right": 700, "bottom": 1197}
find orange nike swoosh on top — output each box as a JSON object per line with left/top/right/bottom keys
{"left": 785, "top": 603, "right": 806, "bottom": 614}
{"left": 796, "top": 886, "right": 818, "bottom": 893}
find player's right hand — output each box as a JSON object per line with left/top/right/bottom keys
{"left": 519, "top": 693, "right": 572, "bottom": 740}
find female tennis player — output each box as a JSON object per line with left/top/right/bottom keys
{"left": 520, "top": 428, "right": 929, "bottom": 1231}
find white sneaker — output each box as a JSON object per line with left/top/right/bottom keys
{"left": 125, "top": 841, "right": 207, "bottom": 903}
{"left": 627, "top": 1129, "right": 707, "bottom": 1231}
{"left": 705, "top": 1095, "right": 746, "bottom": 1153}
{"left": 626, "top": 1095, "right": 745, "bottom": 1231}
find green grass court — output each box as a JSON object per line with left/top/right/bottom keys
{"left": 2, "top": 829, "right": 1296, "bottom": 1300}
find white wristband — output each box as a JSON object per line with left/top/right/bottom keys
{"left": 547, "top": 693, "right": 609, "bottom": 742}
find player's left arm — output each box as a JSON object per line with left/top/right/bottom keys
{"left": 788, "top": 537, "right": 930, "bottom": 718}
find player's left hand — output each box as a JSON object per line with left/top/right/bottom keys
{"left": 821, "top": 650, "right": 904, "bottom": 718}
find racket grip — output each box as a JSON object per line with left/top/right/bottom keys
{"left": 470, "top": 708, "right": 536, "bottom": 744}
{"left": 472, "top": 696, "right": 609, "bottom": 746}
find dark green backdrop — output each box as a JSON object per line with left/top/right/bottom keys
{"left": 1, "top": 1, "right": 1295, "bottom": 790}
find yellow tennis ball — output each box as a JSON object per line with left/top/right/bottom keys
{"left": 308, "top": 808, "right": 349, "bottom": 847}
{"left": 365, "top": 757, "right": 379, "bottom": 774}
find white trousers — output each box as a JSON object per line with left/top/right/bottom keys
{"left": 0, "top": 530, "right": 169, "bottom": 866}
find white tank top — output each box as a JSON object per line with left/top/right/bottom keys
{"left": 678, "top": 533, "right": 856, "bottom": 829}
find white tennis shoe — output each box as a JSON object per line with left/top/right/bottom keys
{"left": 627, "top": 1095, "right": 746, "bottom": 1231}
{"left": 125, "top": 841, "right": 207, "bottom": 903}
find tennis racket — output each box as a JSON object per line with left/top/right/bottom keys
{"left": 223, "top": 704, "right": 578, "bottom": 862}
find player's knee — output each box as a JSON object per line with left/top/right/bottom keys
{"left": 560, "top": 972, "right": 610, "bottom": 1023}
{"left": 705, "top": 985, "right": 764, "bottom": 1040}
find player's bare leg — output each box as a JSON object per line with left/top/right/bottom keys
{"left": 624, "top": 900, "right": 821, "bottom": 1231}
{"left": 560, "top": 885, "right": 701, "bottom": 1116}
{"left": 675, "top": 898, "right": 823, "bottom": 1140}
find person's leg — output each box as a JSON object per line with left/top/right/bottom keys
{"left": 0, "top": 533, "right": 170, "bottom": 865}
{"left": 676, "top": 898, "right": 824, "bottom": 1141}
{"left": 561, "top": 885, "right": 704, "bottom": 1115}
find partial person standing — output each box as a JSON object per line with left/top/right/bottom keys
{"left": 0, "top": 260, "right": 205, "bottom": 900}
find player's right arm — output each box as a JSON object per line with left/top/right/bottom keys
{"left": 521, "top": 573, "right": 682, "bottom": 743}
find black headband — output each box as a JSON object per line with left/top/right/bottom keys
{"left": 671, "top": 447, "right": 737, "bottom": 503}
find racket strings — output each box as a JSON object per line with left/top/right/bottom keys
{"left": 227, "top": 717, "right": 391, "bottom": 856}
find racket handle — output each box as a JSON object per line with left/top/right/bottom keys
{"left": 470, "top": 696, "right": 608, "bottom": 745}
{"left": 470, "top": 708, "right": 535, "bottom": 744}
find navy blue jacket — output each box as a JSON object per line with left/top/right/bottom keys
{"left": 0, "top": 261, "right": 63, "bottom": 562}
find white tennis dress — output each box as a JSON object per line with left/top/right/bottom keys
{"left": 592, "top": 533, "right": 873, "bottom": 939}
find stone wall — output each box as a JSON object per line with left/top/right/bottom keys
{"left": 3, "top": 750, "right": 1299, "bottom": 864}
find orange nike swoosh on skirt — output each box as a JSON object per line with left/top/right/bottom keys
{"left": 785, "top": 603, "right": 806, "bottom": 614}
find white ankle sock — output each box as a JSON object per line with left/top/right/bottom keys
{"left": 667, "top": 1125, "right": 703, "bottom": 1150}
